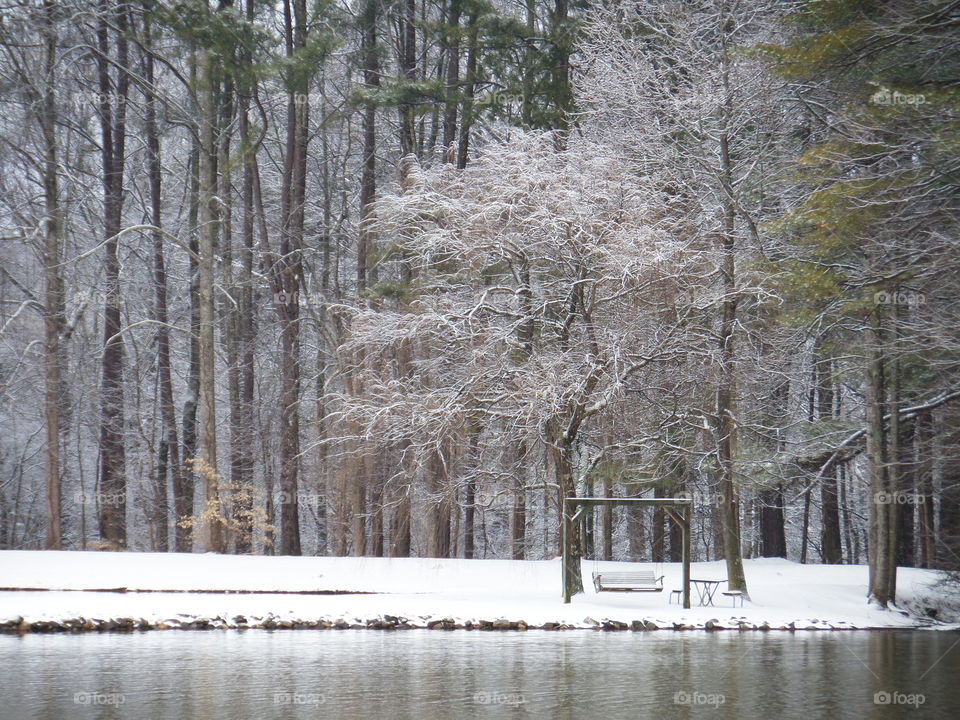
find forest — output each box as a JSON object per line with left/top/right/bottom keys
{"left": 1, "top": 0, "right": 958, "bottom": 607}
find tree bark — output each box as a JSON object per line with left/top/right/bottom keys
{"left": 197, "top": 18, "right": 224, "bottom": 553}
{"left": 274, "top": 0, "right": 310, "bottom": 556}
{"left": 441, "top": 0, "right": 461, "bottom": 150}
{"left": 178, "top": 57, "right": 200, "bottom": 552}
{"left": 714, "top": 31, "right": 747, "bottom": 595}
{"left": 456, "top": 12, "right": 479, "bottom": 169}
{"left": 397, "top": 0, "right": 417, "bottom": 155}
{"left": 231, "top": 0, "right": 258, "bottom": 555}
{"left": 144, "top": 5, "right": 176, "bottom": 551}
{"left": 95, "top": 0, "right": 130, "bottom": 549}
{"left": 463, "top": 427, "right": 478, "bottom": 558}
{"left": 41, "top": 0, "right": 63, "bottom": 550}
{"left": 816, "top": 348, "right": 842, "bottom": 563}
{"left": 760, "top": 487, "right": 787, "bottom": 558}
{"left": 357, "top": 0, "right": 379, "bottom": 290}
{"left": 866, "top": 317, "right": 896, "bottom": 604}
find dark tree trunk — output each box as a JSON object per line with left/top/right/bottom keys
{"left": 357, "top": 0, "right": 379, "bottom": 290}
{"left": 96, "top": 0, "right": 130, "bottom": 549}
{"left": 427, "top": 444, "right": 452, "bottom": 558}
{"left": 602, "top": 475, "right": 613, "bottom": 562}
{"left": 917, "top": 411, "right": 935, "bottom": 568}
{"left": 759, "top": 487, "right": 787, "bottom": 558}
{"left": 144, "top": 8, "right": 176, "bottom": 551}
{"left": 273, "top": 0, "right": 310, "bottom": 556}
{"left": 441, "top": 0, "right": 461, "bottom": 151}
{"left": 231, "top": 0, "right": 258, "bottom": 555}
{"left": 896, "top": 422, "right": 916, "bottom": 567}
{"left": 456, "top": 12, "right": 479, "bottom": 169}
{"left": 41, "top": 0, "right": 63, "bottom": 550}
{"left": 178, "top": 48, "right": 201, "bottom": 552}
{"left": 391, "top": 472, "right": 411, "bottom": 558}
{"left": 938, "top": 410, "right": 960, "bottom": 570}
{"left": 815, "top": 348, "right": 842, "bottom": 564}
{"left": 715, "top": 44, "right": 747, "bottom": 595}
{"left": 652, "top": 484, "right": 666, "bottom": 563}
{"left": 464, "top": 427, "right": 478, "bottom": 559}
{"left": 866, "top": 318, "right": 896, "bottom": 604}
{"left": 800, "top": 485, "right": 811, "bottom": 564}
{"left": 397, "top": 0, "right": 417, "bottom": 155}
{"left": 197, "top": 11, "right": 224, "bottom": 553}
{"left": 512, "top": 443, "right": 526, "bottom": 560}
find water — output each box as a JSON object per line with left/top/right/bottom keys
{"left": 0, "top": 630, "right": 957, "bottom": 719}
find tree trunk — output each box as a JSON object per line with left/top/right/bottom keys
{"left": 95, "top": 0, "right": 130, "bottom": 549}
{"left": 815, "top": 349, "right": 842, "bottom": 563}
{"left": 456, "top": 12, "right": 479, "bottom": 169}
{"left": 601, "top": 474, "right": 613, "bottom": 562}
{"left": 427, "top": 445, "right": 452, "bottom": 557}
{"left": 232, "top": 0, "right": 257, "bottom": 554}
{"left": 144, "top": 9, "right": 175, "bottom": 551}
{"left": 652, "top": 484, "right": 666, "bottom": 563}
{"left": 391, "top": 463, "right": 411, "bottom": 558}
{"left": 441, "top": 0, "right": 461, "bottom": 150}
{"left": 397, "top": 0, "right": 417, "bottom": 155}
{"left": 198, "top": 26, "right": 223, "bottom": 553}
{"left": 41, "top": 0, "right": 63, "bottom": 550}
{"left": 464, "top": 427, "right": 478, "bottom": 558}
{"left": 758, "top": 486, "right": 785, "bottom": 558}
{"left": 274, "top": 0, "right": 310, "bottom": 556}
{"left": 715, "top": 39, "right": 747, "bottom": 596}
{"left": 917, "top": 411, "right": 935, "bottom": 568}
{"left": 511, "top": 443, "right": 526, "bottom": 560}
{"left": 177, "top": 46, "right": 201, "bottom": 552}
{"left": 357, "top": 0, "right": 379, "bottom": 290}
{"left": 866, "top": 318, "right": 896, "bottom": 604}
{"left": 554, "top": 434, "right": 582, "bottom": 598}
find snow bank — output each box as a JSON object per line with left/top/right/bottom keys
{"left": 0, "top": 551, "right": 954, "bottom": 632}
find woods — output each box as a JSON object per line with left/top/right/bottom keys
{"left": 1, "top": 0, "right": 958, "bottom": 608}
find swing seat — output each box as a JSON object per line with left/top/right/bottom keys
{"left": 592, "top": 570, "right": 664, "bottom": 593}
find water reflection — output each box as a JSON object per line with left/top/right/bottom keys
{"left": 0, "top": 630, "right": 957, "bottom": 719}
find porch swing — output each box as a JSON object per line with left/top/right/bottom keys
{"left": 591, "top": 557, "right": 664, "bottom": 593}
{"left": 588, "top": 504, "right": 664, "bottom": 593}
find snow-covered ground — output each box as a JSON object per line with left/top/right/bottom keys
{"left": 0, "top": 551, "right": 956, "bottom": 631}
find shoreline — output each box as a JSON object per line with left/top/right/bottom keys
{"left": 2, "top": 551, "right": 955, "bottom": 635}
{"left": 3, "top": 612, "right": 953, "bottom": 635}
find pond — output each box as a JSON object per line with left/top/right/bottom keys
{"left": 1, "top": 630, "right": 957, "bottom": 719}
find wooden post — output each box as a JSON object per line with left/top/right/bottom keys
{"left": 683, "top": 503, "right": 691, "bottom": 609}
{"left": 562, "top": 500, "right": 569, "bottom": 603}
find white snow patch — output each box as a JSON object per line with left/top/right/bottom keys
{"left": 0, "top": 551, "right": 953, "bottom": 630}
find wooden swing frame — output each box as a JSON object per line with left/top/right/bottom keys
{"left": 562, "top": 496, "right": 693, "bottom": 609}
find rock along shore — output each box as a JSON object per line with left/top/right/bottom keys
{"left": 3, "top": 613, "right": 907, "bottom": 634}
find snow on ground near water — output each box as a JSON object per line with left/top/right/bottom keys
{"left": 0, "top": 551, "right": 952, "bottom": 629}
